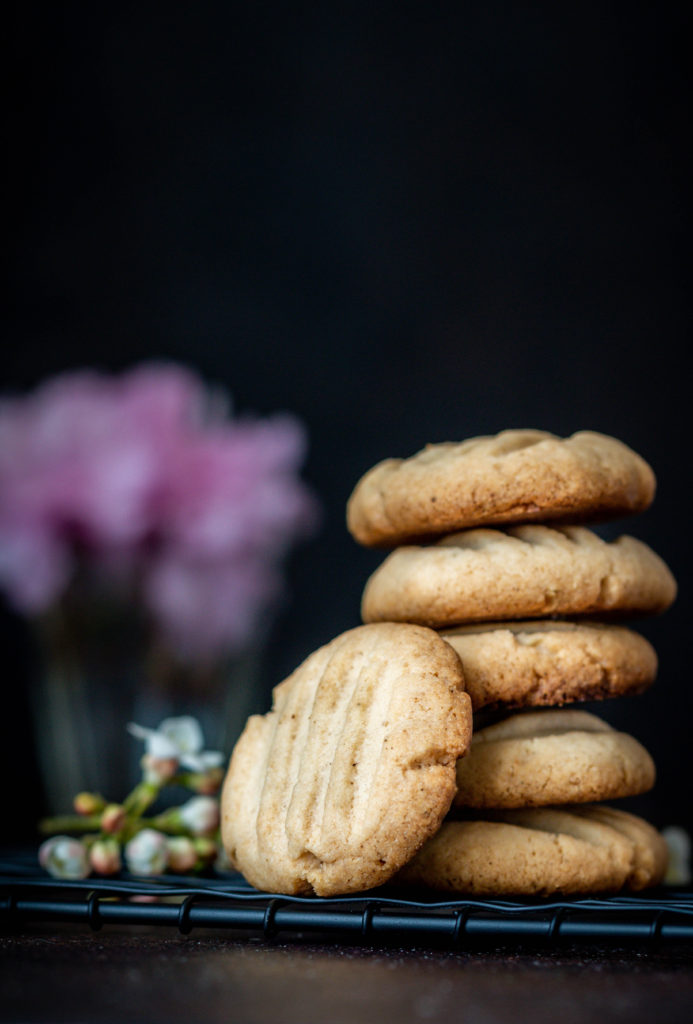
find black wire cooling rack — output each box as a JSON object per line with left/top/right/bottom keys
{"left": 2, "top": 851, "right": 693, "bottom": 948}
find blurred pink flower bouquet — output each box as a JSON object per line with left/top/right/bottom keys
{"left": 0, "top": 363, "right": 319, "bottom": 809}
{"left": 0, "top": 363, "right": 319, "bottom": 660}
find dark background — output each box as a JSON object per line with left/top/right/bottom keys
{"left": 3, "top": 3, "right": 690, "bottom": 839}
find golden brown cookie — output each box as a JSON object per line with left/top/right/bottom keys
{"left": 567, "top": 805, "right": 668, "bottom": 891}
{"left": 440, "top": 620, "right": 657, "bottom": 711}
{"left": 220, "top": 622, "right": 472, "bottom": 896}
{"left": 361, "top": 525, "right": 677, "bottom": 628}
{"left": 347, "top": 429, "right": 656, "bottom": 547}
{"left": 396, "top": 806, "right": 667, "bottom": 896}
{"left": 453, "top": 709, "right": 655, "bottom": 808}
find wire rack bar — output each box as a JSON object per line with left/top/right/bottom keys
{"left": 4, "top": 889, "right": 693, "bottom": 946}
{"left": 3, "top": 853, "right": 692, "bottom": 948}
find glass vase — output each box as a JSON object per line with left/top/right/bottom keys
{"left": 29, "top": 591, "right": 262, "bottom": 814}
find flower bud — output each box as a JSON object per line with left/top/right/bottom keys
{"left": 179, "top": 796, "right": 220, "bottom": 837}
{"left": 141, "top": 753, "right": 179, "bottom": 785}
{"left": 124, "top": 828, "right": 169, "bottom": 876}
{"left": 214, "top": 843, "right": 234, "bottom": 872}
{"left": 662, "top": 826, "right": 692, "bottom": 886}
{"left": 166, "top": 836, "right": 198, "bottom": 874}
{"left": 39, "top": 836, "right": 90, "bottom": 880}
{"left": 193, "top": 836, "right": 219, "bottom": 866}
{"left": 89, "top": 838, "right": 122, "bottom": 876}
{"left": 74, "top": 792, "right": 106, "bottom": 816}
{"left": 190, "top": 766, "right": 224, "bottom": 795}
{"left": 101, "top": 803, "right": 127, "bottom": 835}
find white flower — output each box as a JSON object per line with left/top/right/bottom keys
{"left": 662, "top": 826, "right": 692, "bottom": 886}
{"left": 178, "top": 796, "right": 220, "bottom": 836}
{"left": 39, "top": 836, "right": 90, "bottom": 880}
{"left": 124, "top": 828, "right": 169, "bottom": 876}
{"left": 127, "top": 716, "right": 224, "bottom": 773}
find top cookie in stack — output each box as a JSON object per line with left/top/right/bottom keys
{"left": 347, "top": 429, "right": 656, "bottom": 547}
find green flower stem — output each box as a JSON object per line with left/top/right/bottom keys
{"left": 39, "top": 814, "right": 102, "bottom": 835}
{"left": 146, "top": 809, "right": 188, "bottom": 836}
{"left": 172, "top": 770, "right": 222, "bottom": 795}
{"left": 172, "top": 771, "right": 203, "bottom": 789}
{"left": 122, "top": 780, "right": 161, "bottom": 818}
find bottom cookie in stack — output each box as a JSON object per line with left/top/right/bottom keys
{"left": 396, "top": 708, "right": 667, "bottom": 897}
{"left": 395, "top": 805, "right": 668, "bottom": 896}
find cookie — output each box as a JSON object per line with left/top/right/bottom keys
{"left": 220, "top": 622, "right": 472, "bottom": 896}
{"left": 361, "top": 525, "right": 677, "bottom": 628}
{"left": 567, "top": 805, "right": 669, "bottom": 891}
{"left": 440, "top": 620, "right": 657, "bottom": 711}
{"left": 347, "top": 429, "right": 656, "bottom": 547}
{"left": 453, "top": 709, "right": 655, "bottom": 808}
{"left": 395, "top": 806, "right": 667, "bottom": 896}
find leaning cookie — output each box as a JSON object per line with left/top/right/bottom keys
{"left": 453, "top": 709, "right": 655, "bottom": 808}
{"left": 440, "top": 620, "right": 657, "bottom": 711}
{"left": 347, "top": 429, "right": 656, "bottom": 547}
{"left": 220, "top": 622, "right": 472, "bottom": 897}
{"left": 361, "top": 525, "right": 677, "bottom": 629}
{"left": 395, "top": 806, "right": 667, "bottom": 896}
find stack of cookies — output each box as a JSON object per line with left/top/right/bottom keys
{"left": 220, "top": 429, "right": 676, "bottom": 899}
{"left": 348, "top": 429, "right": 676, "bottom": 896}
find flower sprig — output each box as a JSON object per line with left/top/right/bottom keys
{"left": 38, "top": 717, "right": 227, "bottom": 879}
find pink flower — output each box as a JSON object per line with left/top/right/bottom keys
{"left": 159, "top": 416, "right": 315, "bottom": 559}
{"left": 0, "top": 363, "right": 319, "bottom": 658}
{"left": 143, "top": 552, "right": 283, "bottom": 658}
{"left": 0, "top": 521, "right": 71, "bottom": 613}
{"left": 0, "top": 365, "right": 204, "bottom": 550}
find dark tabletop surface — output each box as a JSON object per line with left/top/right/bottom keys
{"left": 3, "top": 854, "right": 693, "bottom": 1023}
{"left": 2, "top": 924, "right": 693, "bottom": 1024}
